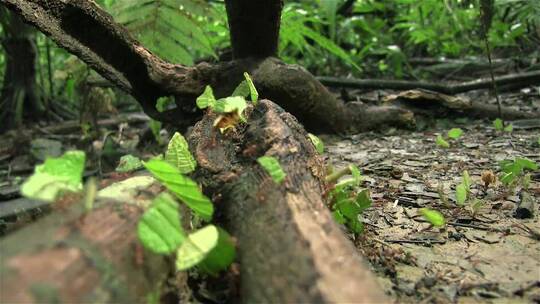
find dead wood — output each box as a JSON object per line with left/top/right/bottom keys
{"left": 0, "top": 199, "right": 174, "bottom": 303}
{"left": 318, "top": 70, "right": 540, "bottom": 95}
{"left": 383, "top": 89, "right": 539, "bottom": 120}
{"left": 188, "top": 100, "right": 387, "bottom": 303}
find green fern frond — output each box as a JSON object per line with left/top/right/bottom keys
{"left": 280, "top": 5, "right": 360, "bottom": 71}
{"left": 111, "top": 0, "right": 217, "bottom": 65}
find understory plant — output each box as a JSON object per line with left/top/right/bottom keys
{"left": 327, "top": 165, "right": 372, "bottom": 234}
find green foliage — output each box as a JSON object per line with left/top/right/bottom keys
{"left": 419, "top": 208, "right": 445, "bottom": 227}
{"left": 116, "top": 154, "right": 144, "bottom": 173}
{"left": 329, "top": 165, "right": 371, "bottom": 234}
{"left": 165, "top": 132, "right": 197, "bottom": 174}
{"left": 213, "top": 96, "right": 248, "bottom": 121}
{"left": 138, "top": 193, "right": 186, "bottom": 254}
{"left": 21, "top": 151, "right": 85, "bottom": 202}
{"left": 232, "top": 73, "right": 259, "bottom": 104}
{"left": 279, "top": 3, "right": 360, "bottom": 71}
{"left": 493, "top": 118, "right": 513, "bottom": 132}
{"left": 448, "top": 128, "right": 463, "bottom": 139}
{"left": 308, "top": 133, "right": 325, "bottom": 154}
{"left": 499, "top": 157, "right": 538, "bottom": 187}
{"left": 144, "top": 159, "right": 214, "bottom": 221}
{"left": 111, "top": 0, "right": 216, "bottom": 64}
{"left": 176, "top": 225, "right": 235, "bottom": 275}
{"left": 196, "top": 86, "right": 216, "bottom": 110}
{"left": 137, "top": 134, "right": 235, "bottom": 274}
{"left": 455, "top": 170, "right": 472, "bottom": 206}
{"left": 436, "top": 135, "right": 450, "bottom": 148}
{"left": 257, "top": 156, "right": 287, "bottom": 184}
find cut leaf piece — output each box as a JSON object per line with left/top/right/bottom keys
{"left": 257, "top": 156, "right": 286, "bottom": 184}
{"left": 213, "top": 96, "right": 248, "bottom": 122}
{"left": 137, "top": 193, "right": 185, "bottom": 254}
{"left": 436, "top": 135, "right": 450, "bottom": 148}
{"left": 308, "top": 133, "right": 324, "bottom": 154}
{"left": 198, "top": 227, "right": 236, "bottom": 275}
{"left": 165, "top": 132, "right": 197, "bottom": 174}
{"left": 144, "top": 159, "right": 214, "bottom": 221}
{"left": 455, "top": 183, "right": 468, "bottom": 206}
{"left": 116, "top": 154, "right": 143, "bottom": 173}
{"left": 243, "top": 72, "right": 259, "bottom": 103}
{"left": 21, "top": 150, "right": 86, "bottom": 202}
{"left": 231, "top": 80, "right": 250, "bottom": 98}
{"left": 462, "top": 170, "right": 472, "bottom": 190}
{"left": 419, "top": 208, "right": 445, "bottom": 227}
{"left": 447, "top": 128, "right": 463, "bottom": 139}
{"left": 196, "top": 85, "right": 216, "bottom": 109}
{"left": 493, "top": 118, "right": 504, "bottom": 131}
{"left": 176, "top": 225, "right": 219, "bottom": 271}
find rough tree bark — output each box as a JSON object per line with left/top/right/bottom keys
{"left": 189, "top": 100, "right": 386, "bottom": 302}
{"left": 0, "top": 9, "right": 44, "bottom": 130}
{"left": 0, "top": 198, "right": 172, "bottom": 303}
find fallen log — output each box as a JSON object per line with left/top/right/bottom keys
{"left": 188, "top": 100, "right": 386, "bottom": 303}
{"left": 317, "top": 70, "right": 540, "bottom": 95}
{"left": 1, "top": 100, "right": 387, "bottom": 303}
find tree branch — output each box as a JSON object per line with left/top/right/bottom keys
{"left": 317, "top": 70, "right": 540, "bottom": 95}
{"left": 0, "top": 0, "right": 209, "bottom": 120}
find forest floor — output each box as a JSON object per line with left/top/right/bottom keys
{"left": 0, "top": 85, "right": 539, "bottom": 303}
{"left": 323, "top": 89, "right": 540, "bottom": 303}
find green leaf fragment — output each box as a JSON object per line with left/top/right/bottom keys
{"left": 504, "top": 124, "right": 513, "bottom": 132}
{"left": 198, "top": 227, "right": 236, "bottom": 275}
{"left": 176, "top": 227, "right": 215, "bottom": 271}
{"left": 21, "top": 150, "right": 86, "bottom": 202}
{"left": 462, "top": 170, "right": 472, "bottom": 190}
{"left": 436, "top": 135, "right": 450, "bottom": 148}
{"left": 138, "top": 193, "right": 185, "bottom": 254}
{"left": 455, "top": 183, "right": 467, "bottom": 206}
{"left": 165, "top": 132, "right": 197, "bottom": 174}
{"left": 213, "top": 96, "right": 248, "bottom": 122}
{"left": 243, "top": 72, "right": 259, "bottom": 103}
{"left": 257, "top": 156, "right": 287, "bottom": 184}
{"left": 419, "top": 208, "right": 446, "bottom": 227}
{"left": 196, "top": 86, "right": 216, "bottom": 109}
{"left": 493, "top": 118, "right": 504, "bottom": 131}
{"left": 116, "top": 154, "right": 144, "bottom": 173}
{"left": 144, "top": 159, "right": 214, "bottom": 221}
{"left": 308, "top": 133, "right": 324, "bottom": 154}
{"left": 447, "top": 128, "right": 463, "bottom": 139}
{"left": 231, "top": 80, "right": 250, "bottom": 98}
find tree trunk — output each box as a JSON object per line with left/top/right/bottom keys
{"left": 0, "top": 9, "right": 44, "bottom": 130}
{"left": 225, "top": 0, "right": 283, "bottom": 59}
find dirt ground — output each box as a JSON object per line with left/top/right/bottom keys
{"left": 322, "top": 114, "right": 540, "bottom": 303}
